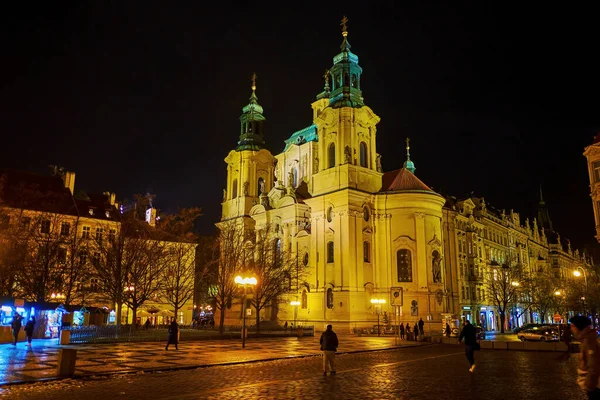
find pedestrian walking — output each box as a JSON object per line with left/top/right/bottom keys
{"left": 445, "top": 323, "right": 451, "bottom": 338}
{"left": 320, "top": 324, "right": 339, "bottom": 375}
{"left": 10, "top": 312, "right": 22, "bottom": 346}
{"left": 418, "top": 318, "right": 425, "bottom": 337}
{"left": 284, "top": 321, "right": 288, "bottom": 332}
{"left": 24, "top": 316, "right": 35, "bottom": 346}
{"left": 413, "top": 323, "right": 419, "bottom": 341}
{"left": 569, "top": 315, "right": 600, "bottom": 399}
{"left": 458, "top": 320, "right": 478, "bottom": 372}
{"left": 165, "top": 319, "right": 179, "bottom": 350}
{"left": 144, "top": 319, "right": 151, "bottom": 330}
{"left": 399, "top": 323, "right": 405, "bottom": 340}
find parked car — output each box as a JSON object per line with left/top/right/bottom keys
{"left": 513, "top": 323, "right": 548, "bottom": 334}
{"left": 517, "top": 326, "right": 560, "bottom": 342}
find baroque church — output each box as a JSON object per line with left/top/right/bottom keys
{"left": 221, "top": 21, "right": 447, "bottom": 331}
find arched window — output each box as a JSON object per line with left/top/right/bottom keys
{"left": 327, "top": 241, "right": 334, "bottom": 263}
{"left": 359, "top": 142, "right": 368, "bottom": 167}
{"left": 257, "top": 177, "right": 265, "bottom": 195}
{"left": 397, "top": 249, "right": 412, "bottom": 282}
{"left": 328, "top": 143, "right": 336, "bottom": 168}
{"left": 301, "top": 289, "right": 308, "bottom": 309}
{"left": 326, "top": 288, "right": 334, "bottom": 309}
{"left": 232, "top": 179, "right": 238, "bottom": 199}
{"left": 363, "top": 241, "right": 370, "bottom": 263}
{"left": 293, "top": 168, "right": 298, "bottom": 187}
{"left": 327, "top": 207, "right": 333, "bottom": 223}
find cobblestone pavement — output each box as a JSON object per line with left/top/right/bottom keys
{"left": 0, "top": 333, "right": 422, "bottom": 385}
{"left": 0, "top": 344, "right": 585, "bottom": 400}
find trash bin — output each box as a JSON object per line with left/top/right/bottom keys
{"left": 56, "top": 348, "right": 77, "bottom": 377}
{"left": 59, "top": 330, "right": 71, "bottom": 345}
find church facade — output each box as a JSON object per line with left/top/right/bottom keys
{"left": 221, "top": 24, "right": 447, "bottom": 332}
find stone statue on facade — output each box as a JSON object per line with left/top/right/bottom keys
{"left": 243, "top": 181, "right": 249, "bottom": 196}
{"left": 376, "top": 154, "right": 382, "bottom": 172}
{"left": 313, "top": 157, "right": 319, "bottom": 173}
{"left": 222, "top": 189, "right": 227, "bottom": 202}
{"left": 344, "top": 146, "right": 352, "bottom": 164}
{"left": 432, "top": 250, "right": 442, "bottom": 283}
{"left": 259, "top": 179, "right": 265, "bottom": 195}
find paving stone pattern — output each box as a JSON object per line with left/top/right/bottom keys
{"left": 0, "top": 333, "right": 420, "bottom": 385}
{"left": 0, "top": 345, "right": 587, "bottom": 400}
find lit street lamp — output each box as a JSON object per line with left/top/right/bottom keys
{"left": 370, "top": 298, "right": 386, "bottom": 336}
{"left": 234, "top": 276, "right": 257, "bottom": 349}
{"left": 290, "top": 300, "right": 300, "bottom": 333}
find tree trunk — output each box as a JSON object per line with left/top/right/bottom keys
{"left": 116, "top": 301, "right": 123, "bottom": 328}
{"left": 132, "top": 306, "right": 137, "bottom": 328}
{"left": 255, "top": 311, "right": 260, "bottom": 334}
{"left": 219, "top": 306, "right": 225, "bottom": 335}
{"left": 540, "top": 311, "right": 546, "bottom": 324}
{"left": 174, "top": 306, "right": 179, "bottom": 323}
{"left": 499, "top": 312, "right": 506, "bottom": 333}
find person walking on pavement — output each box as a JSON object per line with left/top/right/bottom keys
{"left": 24, "top": 316, "right": 35, "bottom": 346}
{"left": 413, "top": 322, "right": 419, "bottom": 341}
{"left": 418, "top": 318, "right": 425, "bottom": 337}
{"left": 569, "top": 315, "right": 600, "bottom": 399}
{"left": 11, "top": 312, "right": 22, "bottom": 346}
{"left": 445, "top": 323, "right": 451, "bottom": 338}
{"left": 399, "top": 323, "right": 405, "bottom": 340}
{"left": 458, "top": 320, "right": 477, "bottom": 372}
{"left": 165, "top": 319, "right": 179, "bottom": 350}
{"left": 320, "top": 324, "right": 339, "bottom": 375}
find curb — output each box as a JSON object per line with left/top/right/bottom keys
{"left": 0, "top": 343, "right": 431, "bottom": 388}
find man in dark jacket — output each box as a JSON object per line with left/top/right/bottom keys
{"left": 320, "top": 324, "right": 339, "bottom": 375}
{"left": 570, "top": 315, "right": 600, "bottom": 399}
{"left": 11, "top": 313, "right": 22, "bottom": 346}
{"left": 458, "top": 319, "right": 477, "bottom": 372}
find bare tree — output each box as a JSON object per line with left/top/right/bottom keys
{"left": 213, "top": 221, "right": 245, "bottom": 334}
{"left": 485, "top": 260, "right": 523, "bottom": 333}
{"left": 248, "top": 226, "right": 299, "bottom": 333}
{"left": 523, "top": 268, "right": 562, "bottom": 324}
{"left": 18, "top": 212, "right": 69, "bottom": 302}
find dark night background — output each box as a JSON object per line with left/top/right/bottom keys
{"left": 1, "top": 2, "right": 599, "bottom": 252}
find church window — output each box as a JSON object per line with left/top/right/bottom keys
{"left": 274, "top": 238, "right": 282, "bottom": 258}
{"left": 351, "top": 74, "right": 357, "bottom": 88}
{"left": 232, "top": 179, "right": 238, "bottom": 199}
{"left": 326, "top": 288, "right": 334, "bottom": 309}
{"left": 293, "top": 168, "right": 298, "bottom": 187}
{"left": 363, "top": 241, "right": 370, "bottom": 263}
{"left": 328, "top": 143, "right": 336, "bottom": 168}
{"left": 303, "top": 252, "right": 309, "bottom": 266}
{"left": 344, "top": 72, "right": 350, "bottom": 86}
{"left": 397, "top": 249, "right": 412, "bottom": 282}
{"left": 327, "top": 207, "right": 333, "bottom": 223}
{"left": 359, "top": 142, "right": 368, "bottom": 167}
{"left": 363, "top": 206, "right": 370, "bottom": 221}
{"left": 301, "top": 289, "right": 308, "bottom": 309}
{"left": 327, "top": 241, "right": 334, "bottom": 263}
{"left": 593, "top": 161, "right": 600, "bottom": 182}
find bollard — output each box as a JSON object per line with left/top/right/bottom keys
{"left": 56, "top": 348, "right": 77, "bottom": 377}
{"left": 59, "top": 330, "right": 71, "bottom": 345}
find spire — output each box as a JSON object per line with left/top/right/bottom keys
{"left": 537, "top": 184, "right": 553, "bottom": 232}
{"left": 328, "top": 16, "right": 364, "bottom": 109}
{"left": 236, "top": 73, "right": 266, "bottom": 151}
{"left": 403, "top": 138, "right": 416, "bottom": 173}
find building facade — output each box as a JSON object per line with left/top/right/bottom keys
{"left": 220, "top": 22, "right": 592, "bottom": 333}
{"left": 584, "top": 133, "right": 600, "bottom": 242}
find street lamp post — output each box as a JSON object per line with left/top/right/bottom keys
{"left": 574, "top": 268, "right": 589, "bottom": 316}
{"left": 370, "top": 299, "right": 386, "bottom": 336}
{"left": 290, "top": 300, "right": 300, "bottom": 330}
{"left": 234, "top": 276, "right": 257, "bottom": 349}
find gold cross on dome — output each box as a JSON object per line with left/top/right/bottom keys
{"left": 341, "top": 16, "right": 348, "bottom": 34}
{"left": 405, "top": 137, "right": 410, "bottom": 150}
{"left": 251, "top": 72, "right": 257, "bottom": 91}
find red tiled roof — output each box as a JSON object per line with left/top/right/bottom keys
{"left": 380, "top": 168, "right": 434, "bottom": 192}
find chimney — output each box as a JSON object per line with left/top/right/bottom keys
{"left": 63, "top": 171, "right": 75, "bottom": 195}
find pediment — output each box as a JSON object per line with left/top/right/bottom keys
{"left": 363, "top": 227, "right": 373, "bottom": 234}
{"left": 393, "top": 235, "right": 415, "bottom": 245}
{"left": 249, "top": 204, "right": 266, "bottom": 216}
{"left": 276, "top": 196, "right": 297, "bottom": 208}
{"left": 428, "top": 233, "right": 442, "bottom": 247}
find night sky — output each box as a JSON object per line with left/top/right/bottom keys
{"left": 1, "top": 2, "right": 599, "bottom": 251}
